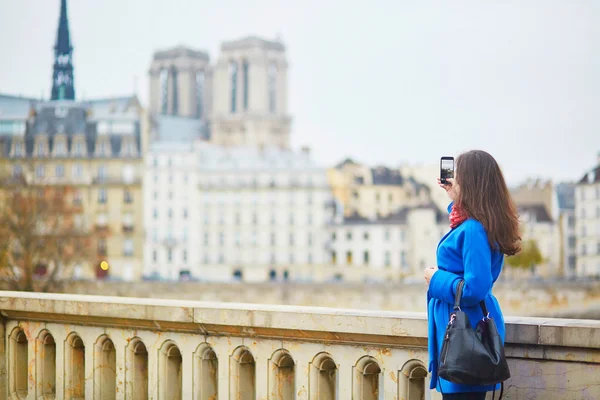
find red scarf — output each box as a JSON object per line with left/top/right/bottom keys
{"left": 449, "top": 203, "right": 468, "bottom": 228}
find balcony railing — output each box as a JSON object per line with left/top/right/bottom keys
{"left": 1, "top": 291, "right": 599, "bottom": 400}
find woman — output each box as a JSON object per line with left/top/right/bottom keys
{"left": 424, "top": 150, "right": 521, "bottom": 400}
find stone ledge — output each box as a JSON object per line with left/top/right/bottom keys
{"left": 2, "top": 291, "right": 600, "bottom": 353}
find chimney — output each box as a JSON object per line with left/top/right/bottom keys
{"left": 301, "top": 146, "right": 311, "bottom": 155}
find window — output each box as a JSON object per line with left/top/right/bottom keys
{"left": 160, "top": 69, "right": 169, "bottom": 114}
{"left": 307, "top": 213, "right": 313, "bottom": 224}
{"left": 289, "top": 214, "right": 294, "bottom": 225}
{"left": 97, "top": 165, "right": 107, "bottom": 181}
{"left": 153, "top": 191, "right": 158, "bottom": 200}
{"left": 54, "top": 164, "right": 65, "bottom": 178}
{"left": 167, "top": 249, "right": 173, "bottom": 263}
{"left": 168, "top": 174, "right": 173, "bottom": 184}
{"left": 183, "top": 250, "right": 188, "bottom": 263}
{"left": 14, "top": 141, "right": 23, "bottom": 156}
{"left": 267, "top": 62, "right": 277, "bottom": 113}
{"left": 363, "top": 251, "right": 369, "bottom": 265}
{"left": 376, "top": 193, "right": 381, "bottom": 203}
{"left": 568, "top": 236, "right": 576, "bottom": 249}
{"left": 400, "top": 251, "right": 407, "bottom": 268}
{"left": 183, "top": 208, "right": 188, "bottom": 219}
{"left": 346, "top": 231, "right": 352, "bottom": 241}
{"left": 124, "top": 190, "right": 133, "bottom": 203}
{"left": 153, "top": 209, "right": 158, "bottom": 219}
{"left": 153, "top": 175, "right": 158, "bottom": 183}
{"left": 171, "top": 69, "right": 179, "bottom": 115}
{"left": 204, "top": 232, "right": 209, "bottom": 246}
{"left": 385, "top": 251, "right": 391, "bottom": 267}
{"left": 582, "top": 226, "right": 587, "bottom": 237}
{"left": 72, "top": 163, "right": 83, "bottom": 178}
{"left": 568, "top": 215, "right": 575, "bottom": 228}
{"left": 123, "top": 239, "right": 133, "bottom": 257}
{"left": 37, "top": 141, "right": 45, "bottom": 156}
{"left": 331, "top": 251, "right": 337, "bottom": 264}
{"left": 289, "top": 234, "right": 294, "bottom": 246}
{"left": 168, "top": 208, "right": 173, "bottom": 219}
{"left": 122, "top": 165, "right": 135, "bottom": 183}
{"left": 235, "top": 213, "right": 241, "bottom": 225}
{"left": 252, "top": 213, "right": 258, "bottom": 225}
{"left": 218, "top": 254, "right": 224, "bottom": 264}
{"left": 54, "top": 141, "right": 65, "bottom": 155}
{"left": 195, "top": 70, "right": 205, "bottom": 118}
{"left": 308, "top": 253, "right": 313, "bottom": 264}
{"left": 168, "top": 191, "right": 173, "bottom": 200}
{"left": 384, "top": 229, "right": 390, "bottom": 241}
{"left": 152, "top": 250, "right": 157, "bottom": 263}
{"left": 363, "top": 232, "right": 369, "bottom": 240}
{"left": 219, "top": 232, "right": 224, "bottom": 246}
{"left": 582, "top": 208, "right": 586, "bottom": 219}
{"left": 597, "top": 187, "right": 600, "bottom": 200}
{"left": 289, "top": 254, "right": 295, "bottom": 265}
{"left": 388, "top": 193, "right": 393, "bottom": 203}
{"left": 36, "top": 165, "right": 45, "bottom": 178}
{"left": 332, "top": 232, "right": 336, "bottom": 241}
{"left": 308, "top": 233, "right": 313, "bottom": 246}
{"left": 73, "top": 142, "right": 84, "bottom": 156}
{"left": 184, "top": 174, "right": 188, "bottom": 183}
{"left": 12, "top": 165, "right": 22, "bottom": 178}
{"left": 98, "top": 188, "right": 107, "bottom": 204}
{"left": 98, "top": 239, "right": 107, "bottom": 256}
{"left": 242, "top": 60, "right": 249, "bottom": 111}
{"left": 346, "top": 251, "right": 353, "bottom": 265}
{"left": 271, "top": 233, "right": 276, "bottom": 246}
{"left": 229, "top": 61, "right": 238, "bottom": 113}
{"left": 581, "top": 244, "right": 587, "bottom": 256}
{"left": 270, "top": 214, "right": 275, "bottom": 225}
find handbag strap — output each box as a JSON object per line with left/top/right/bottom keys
{"left": 454, "top": 279, "right": 489, "bottom": 318}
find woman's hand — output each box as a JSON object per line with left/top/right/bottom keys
{"left": 424, "top": 266, "right": 438, "bottom": 286}
{"left": 437, "top": 177, "right": 459, "bottom": 201}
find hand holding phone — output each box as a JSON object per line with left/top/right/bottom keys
{"left": 440, "top": 156, "right": 454, "bottom": 184}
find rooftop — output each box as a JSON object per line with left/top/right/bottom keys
{"left": 221, "top": 35, "right": 286, "bottom": 52}
{"left": 152, "top": 45, "right": 210, "bottom": 61}
{"left": 518, "top": 203, "right": 553, "bottom": 223}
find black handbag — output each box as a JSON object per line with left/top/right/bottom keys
{"left": 438, "top": 280, "right": 510, "bottom": 399}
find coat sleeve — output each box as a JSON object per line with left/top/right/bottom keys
{"left": 428, "top": 220, "right": 492, "bottom": 307}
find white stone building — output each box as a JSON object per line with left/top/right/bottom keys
{"left": 575, "top": 153, "right": 600, "bottom": 277}
{"left": 555, "top": 182, "right": 576, "bottom": 278}
{"left": 517, "top": 204, "right": 561, "bottom": 277}
{"left": 327, "top": 203, "right": 448, "bottom": 281}
{"left": 194, "top": 143, "right": 332, "bottom": 282}
{"left": 144, "top": 116, "right": 204, "bottom": 280}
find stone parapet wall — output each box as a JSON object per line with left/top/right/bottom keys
{"left": 1, "top": 291, "right": 600, "bottom": 399}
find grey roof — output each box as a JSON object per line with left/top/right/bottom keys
{"left": 153, "top": 46, "right": 210, "bottom": 61}
{"left": 371, "top": 166, "right": 404, "bottom": 185}
{"left": 555, "top": 182, "right": 575, "bottom": 210}
{"left": 334, "top": 158, "right": 358, "bottom": 169}
{"left": 152, "top": 115, "right": 206, "bottom": 144}
{"left": 518, "top": 204, "right": 552, "bottom": 223}
{"left": 0, "top": 94, "right": 36, "bottom": 119}
{"left": 30, "top": 102, "right": 88, "bottom": 136}
{"left": 578, "top": 165, "right": 600, "bottom": 185}
{"left": 221, "top": 36, "right": 285, "bottom": 52}
{"left": 86, "top": 96, "right": 139, "bottom": 119}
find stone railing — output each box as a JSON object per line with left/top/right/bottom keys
{"left": 1, "top": 291, "right": 599, "bottom": 400}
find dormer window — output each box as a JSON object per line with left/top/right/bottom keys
{"left": 36, "top": 141, "right": 46, "bottom": 157}
{"left": 54, "top": 141, "right": 66, "bottom": 156}
{"left": 73, "top": 142, "right": 84, "bottom": 156}
{"left": 13, "top": 142, "right": 23, "bottom": 157}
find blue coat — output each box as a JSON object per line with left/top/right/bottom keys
{"left": 427, "top": 202, "right": 506, "bottom": 394}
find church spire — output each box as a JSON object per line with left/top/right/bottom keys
{"left": 51, "top": 0, "right": 75, "bottom": 100}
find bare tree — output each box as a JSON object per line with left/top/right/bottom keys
{"left": 0, "top": 165, "right": 93, "bottom": 292}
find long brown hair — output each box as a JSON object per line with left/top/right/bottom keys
{"left": 455, "top": 150, "right": 521, "bottom": 255}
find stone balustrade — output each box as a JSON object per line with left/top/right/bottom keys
{"left": 1, "top": 291, "right": 600, "bottom": 400}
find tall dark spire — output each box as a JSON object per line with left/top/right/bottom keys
{"left": 51, "top": 0, "right": 75, "bottom": 100}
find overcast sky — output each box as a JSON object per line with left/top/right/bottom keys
{"left": 1, "top": 0, "right": 598, "bottom": 186}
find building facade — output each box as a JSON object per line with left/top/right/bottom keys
{"left": 555, "top": 182, "right": 576, "bottom": 278}
{"left": 327, "top": 203, "right": 447, "bottom": 280}
{"left": 575, "top": 153, "right": 600, "bottom": 277}
{"left": 0, "top": 96, "right": 145, "bottom": 281}
{"left": 328, "top": 159, "right": 431, "bottom": 219}
{"left": 210, "top": 36, "right": 291, "bottom": 148}
{"left": 517, "top": 204, "right": 560, "bottom": 277}
{"left": 144, "top": 137, "right": 333, "bottom": 281}
{"left": 148, "top": 46, "right": 212, "bottom": 121}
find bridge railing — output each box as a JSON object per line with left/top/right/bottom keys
{"left": 1, "top": 290, "right": 599, "bottom": 399}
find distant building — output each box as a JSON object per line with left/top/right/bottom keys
{"left": 328, "top": 159, "right": 430, "bottom": 220}
{"left": 327, "top": 203, "right": 447, "bottom": 279}
{"left": 148, "top": 46, "right": 211, "bottom": 121}
{"left": 517, "top": 204, "right": 560, "bottom": 277}
{"left": 0, "top": 0, "right": 145, "bottom": 281}
{"left": 555, "top": 182, "right": 576, "bottom": 277}
{"left": 575, "top": 153, "right": 600, "bottom": 277}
